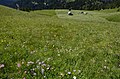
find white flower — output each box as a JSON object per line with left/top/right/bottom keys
{"left": 104, "top": 60, "right": 107, "bottom": 62}
{"left": 38, "top": 62, "right": 42, "bottom": 65}
{"left": 28, "top": 61, "right": 34, "bottom": 64}
{"left": 73, "top": 70, "right": 76, "bottom": 72}
{"left": 30, "top": 50, "right": 36, "bottom": 54}
{"left": 33, "top": 73, "right": 37, "bottom": 76}
{"left": 0, "top": 64, "right": 5, "bottom": 68}
{"left": 44, "top": 76, "right": 46, "bottom": 78}
{"left": 41, "top": 68, "right": 44, "bottom": 75}
{"left": 36, "top": 60, "right": 40, "bottom": 63}
{"left": 24, "top": 71, "right": 27, "bottom": 74}
{"left": 32, "top": 68, "right": 35, "bottom": 71}
{"left": 22, "top": 61, "right": 24, "bottom": 64}
{"left": 47, "top": 67, "right": 50, "bottom": 70}
{"left": 78, "top": 70, "right": 81, "bottom": 73}
{"left": 27, "top": 61, "right": 34, "bottom": 66}
{"left": 42, "top": 64, "right": 46, "bottom": 67}
{"left": 42, "top": 61, "right": 44, "bottom": 64}
{"left": 58, "top": 54, "right": 60, "bottom": 56}
{"left": 73, "top": 76, "right": 77, "bottom": 79}
{"left": 104, "top": 66, "right": 107, "bottom": 69}
{"left": 68, "top": 72, "right": 71, "bottom": 75}
{"left": 37, "top": 66, "right": 40, "bottom": 69}
{"left": 47, "top": 58, "right": 51, "bottom": 61}
{"left": 60, "top": 73, "right": 64, "bottom": 77}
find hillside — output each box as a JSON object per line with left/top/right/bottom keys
{"left": 0, "top": 0, "right": 17, "bottom": 7}
{"left": 0, "top": 5, "right": 120, "bottom": 79}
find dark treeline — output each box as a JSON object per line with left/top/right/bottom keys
{"left": 14, "top": 0, "right": 120, "bottom": 11}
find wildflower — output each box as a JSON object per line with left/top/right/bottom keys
{"left": 104, "top": 60, "right": 107, "bottom": 62}
{"left": 28, "top": 61, "right": 34, "bottom": 64}
{"left": 60, "top": 73, "right": 64, "bottom": 77}
{"left": 22, "top": 61, "right": 24, "bottom": 64}
{"left": 36, "top": 59, "right": 40, "bottom": 63}
{"left": 33, "top": 73, "right": 37, "bottom": 76}
{"left": 23, "top": 77, "right": 26, "bottom": 79}
{"left": 30, "top": 50, "right": 36, "bottom": 54}
{"left": 38, "top": 62, "right": 42, "bottom": 65}
{"left": 27, "top": 61, "right": 34, "bottom": 66}
{"left": 65, "top": 70, "right": 67, "bottom": 72}
{"left": 27, "top": 61, "right": 34, "bottom": 64}
{"left": 41, "top": 68, "right": 44, "bottom": 75}
{"left": 32, "top": 68, "right": 35, "bottom": 71}
{"left": 37, "top": 65, "right": 40, "bottom": 69}
{"left": 58, "top": 54, "right": 60, "bottom": 56}
{"left": 47, "top": 58, "right": 51, "bottom": 61}
{"left": 73, "top": 76, "right": 77, "bottom": 79}
{"left": 47, "top": 67, "right": 50, "bottom": 70}
{"left": 24, "top": 71, "right": 27, "bottom": 74}
{"left": 42, "top": 64, "right": 46, "bottom": 67}
{"left": 44, "top": 76, "right": 46, "bottom": 78}
{"left": 78, "top": 70, "right": 81, "bottom": 73}
{"left": 73, "top": 70, "right": 76, "bottom": 72}
{"left": 104, "top": 66, "right": 107, "bottom": 69}
{"left": 68, "top": 72, "right": 71, "bottom": 75}
{"left": 0, "top": 64, "right": 4, "bottom": 68}
{"left": 42, "top": 61, "right": 44, "bottom": 64}
{"left": 17, "top": 63, "right": 21, "bottom": 68}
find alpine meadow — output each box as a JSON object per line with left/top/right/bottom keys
{"left": 0, "top": 5, "right": 120, "bottom": 79}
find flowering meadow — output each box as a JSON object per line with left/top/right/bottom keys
{"left": 0, "top": 5, "right": 120, "bottom": 79}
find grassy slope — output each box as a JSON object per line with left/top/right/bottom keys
{"left": 99, "top": 8, "right": 120, "bottom": 22}
{"left": 105, "top": 14, "right": 120, "bottom": 22}
{"left": 0, "top": 5, "right": 120, "bottom": 79}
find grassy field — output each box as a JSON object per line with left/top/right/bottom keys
{"left": 0, "top": 5, "right": 120, "bottom": 79}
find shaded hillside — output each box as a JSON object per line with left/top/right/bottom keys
{"left": 0, "top": 0, "right": 17, "bottom": 8}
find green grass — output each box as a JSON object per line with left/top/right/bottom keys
{"left": 0, "top": 5, "right": 120, "bottom": 79}
{"left": 31, "top": 10, "right": 57, "bottom": 16}
{"left": 105, "top": 13, "right": 120, "bottom": 22}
